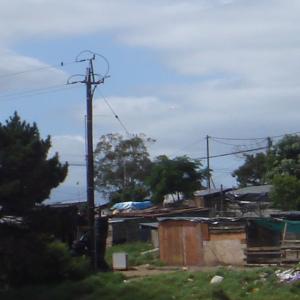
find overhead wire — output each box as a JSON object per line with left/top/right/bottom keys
{"left": 0, "top": 60, "right": 78, "bottom": 80}
{"left": 98, "top": 91, "right": 131, "bottom": 136}
{"left": 198, "top": 146, "right": 268, "bottom": 160}
{"left": 0, "top": 83, "right": 80, "bottom": 102}
{"left": 210, "top": 137, "right": 268, "bottom": 147}
{"left": 211, "top": 131, "right": 300, "bottom": 141}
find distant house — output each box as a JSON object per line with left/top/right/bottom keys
{"left": 193, "top": 188, "right": 232, "bottom": 216}
{"left": 226, "top": 185, "right": 273, "bottom": 216}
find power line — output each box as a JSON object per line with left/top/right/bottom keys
{"left": 0, "top": 84, "right": 80, "bottom": 102}
{"left": 198, "top": 146, "right": 268, "bottom": 160}
{"left": 210, "top": 137, "right": 267, "bottom": 147}
{"left": 68, "top": 162, "right": 86, "bottom": 167}
{"left": 98, "top": 91, "right": 131, "bottom": 136}
{"left": 0, "top": 60, "right": 78, "bottom": 80}
{"left": 211, "top": 131, "right": 300, "bottom": 141}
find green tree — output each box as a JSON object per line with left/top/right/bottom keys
{"left": 269, "top": 134, "right": 300, "bottom": 178}
{"left": 94, "top": 133, "right": 154, "bottom": 203}
{"left": 269, "top": 135, "right": 300, "bottom": 210}
{"left": 271, "top": 175, "right": 300, "bottom": 210}
{"left": 232, "top": 152, "right": 269, "bottom": 187}
{"left": 233, "top": 134, "right": 300, "bottom": 210}
{"left": 0, "top": 112, "right": 68, "bottom": 215}
{"left": 146, "top": 155, "right": 204, "bottom": 204}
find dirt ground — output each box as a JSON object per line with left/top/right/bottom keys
{"left": 117, "top": 264, "right": 236, "bottom": 279}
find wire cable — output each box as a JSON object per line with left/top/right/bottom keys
{"left": 0, "top": 60, "right": 78, "bottom": 80}
{"left": 98, "top": 91, "right": 131, "bottom": 136}
{"left": 210, "top": 137, "right": 268, "bottom": 147}
{"left": 211, "top": 131, "right": 300, "bottom": 141}
{"left": 0, "top": 84, "right": 80, "bottom": 102}
{"left": 198, "top": 146, "right": 268, "bottom": 160}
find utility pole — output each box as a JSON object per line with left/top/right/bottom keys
{"left": 86, "top": 60, "right": 97, "bottom": 270}
{"left": 206, "top": 135, "right": 211, "bottom": 190}
{"left": 68, "top": 51, "right": 109, "bottom": 271}
{"left": 266, "top": 137, "right": 272, "bottom": 153}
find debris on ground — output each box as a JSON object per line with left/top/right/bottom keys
{"left": 275, "top": 267, "right": 300, "bottom": 283}
{"left": 210, "top": 275, "right": 224, "bottom": 284}
{"left": 140, "top": 248, "right": 159, "bottom": 255}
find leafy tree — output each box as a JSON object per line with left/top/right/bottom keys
{"left": 146, "top": 155, "right": 204, "bottom": 204}
{"left": 269, "top": 135, "right": 300, "bottom": 178}
{"left": 0, "top": 112, "right": 68, "bottom": 215}
{"left": 269, "top": 135, "right": 300, "bottom": 210}
{"left": 271, "top": 175, "right": 300, "bottom": 210}
{"left": 94, "top": 133, "right": 154, "bottom": 203}
{"left": 233, "top": 134, "right": 300, "bottom": 210}
{"left": 232, "top": 152, "right": 269, "bottom": 187}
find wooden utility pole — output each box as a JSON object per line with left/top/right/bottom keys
{"left": 68, "top": 51, "right": 108, "bottom": 271}
{"left": 206, "top": 135, "right": 211, "bottom": 190}
{"left": 85, "top": 61, "right": 97, "bottom": 270}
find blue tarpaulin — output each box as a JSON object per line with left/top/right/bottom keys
{"left": 111, "top": 201, "right": 153, "bottom": 211}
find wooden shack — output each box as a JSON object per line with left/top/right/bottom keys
{"left": 159, "top": 217, "right": 246, "bottom": 266}
{"left": 245, "top": 217, "right": 300, "bottom": 265}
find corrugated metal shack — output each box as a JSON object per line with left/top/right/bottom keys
{"left": 109, "top": 207, "right": 209, "bottom": 246}
{"left": 226, "top": 185, "right": 272, "bottom": 217}
{"left": 158, "top": 217, "right": 246, "bottom": 266}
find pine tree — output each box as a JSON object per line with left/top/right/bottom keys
{"left": 0, "top": 112, "right": 68, "bottom": 215}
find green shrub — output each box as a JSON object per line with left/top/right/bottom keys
{"left": 68, "top": 256, "right": 91, "bottom": 280}
{"left": 0, "top": 233, "right": 91, "bottom": 287}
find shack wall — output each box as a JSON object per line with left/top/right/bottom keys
{"left": 203, "top": 231, "right": 246, "bottom": 266}
{"left": 159, "top": 221, "right": 204, "bottom": 266}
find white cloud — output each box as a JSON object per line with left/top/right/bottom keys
{"left": 49, "top": 135, "right": 86, "bottom": 186}
{"left": 1, "top": 0, "right": 300, "bottom": 188}
{"left": 0, "top": 49, "right": 68, "bottom": 92}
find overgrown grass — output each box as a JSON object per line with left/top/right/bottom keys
{"left": 2, "top": 267, "right": 300, "bottom": 300}
{"left": 105, "top": 242, "right": 163, "bottom": 267}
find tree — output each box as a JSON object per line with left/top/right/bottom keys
{"left": 232, "top": 152, "right": 269, "bottom": 187}
{"left": 94, "top": 133, "right": 154, "bottom": 203}
{"left": 0, "top": 112, "right": 68, "bottom": 215}
{"left": 146, "top": 155, "right": 204, "bottom": 204}
{"left": 232, "top": 134, "right": 300, "bottom": 210}
{"left": 269, "top": 135, "right": 300, "bottom": 179}
{"left": 271, "top": 175, "right": 300, "bottom": 210}
{"left": 269, "top": 135, "right": 300, "bottom": 210}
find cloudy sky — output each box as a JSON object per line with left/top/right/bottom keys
{"left": 0, "top": 0, "right": 299, "bottom": 203}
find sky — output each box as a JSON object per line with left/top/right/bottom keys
{"left": 0, "top": 0, "right": 300, "bottom": 203}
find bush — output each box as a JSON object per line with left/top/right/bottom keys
{"left": 0, "top": 230, "right": 91, "bottom": 287}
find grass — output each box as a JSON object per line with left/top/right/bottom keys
{"left": 2, "top": 267, "right": 300, "bottom": 300}
{"left": 2, "top": 243, "right": 300, "bottom": 300}
{"left": 105, "top": 242, "right": 163, "bottom": 267}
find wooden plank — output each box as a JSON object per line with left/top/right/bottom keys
{"left": 247, "top": 258, "right": 281, "bottom": 263}
{"left": 159, "top": 222, "right": 184, "bottom": 266}
{"left": 281, "top": 259, "right": 300, "bottom": 263}
{"left": 247, "top": 246, "right": 281, "bottom": 251}
{"left": 281, "top": 246, "right": 300, "bottom": 250}
{"left": 282, "top": 240, "right": 300, "bottom": 243}
{"left": 201, "top": 223, "right": 209, "bottom": 241}
{"left": 210, "top": 232, "right": 246, "bottom": 241}
{"left": 245, "top": 251, "right": 281, "bottom": 255}
{"left": 183, "top": 223, "right": 203, "bottom": 266}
